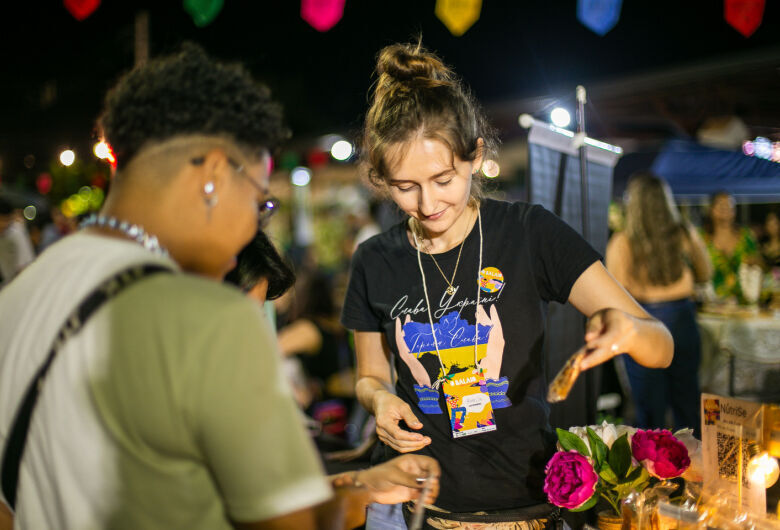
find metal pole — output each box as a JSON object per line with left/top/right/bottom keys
{"left": 576, "top": 85, "right": 589, "bottom": 241}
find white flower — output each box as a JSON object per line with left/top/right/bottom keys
{"left": 567, "top": 421, "right": 637, "bottom": 452}
{"left": 674, "top": 428, "right": 703, "bottom": 482}
{"left": 616, "top": 424, "right": 638, "bottom": 446}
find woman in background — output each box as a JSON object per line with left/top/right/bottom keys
{"left": 606, "top": 172, "right": 710, "bottom": 436}
{"left": 702, "top": 190, "right": 762, "bottom": 303}
{"left": 760, "top": 210, "right": 780, "bottom": 271}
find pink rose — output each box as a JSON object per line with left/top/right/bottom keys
{"left": 543, "top": 450, "right": 598, "bottom": 509}
{"left": 631, "top": 429, "right": 691, "bottom": 479}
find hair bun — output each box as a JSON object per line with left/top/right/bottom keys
{"left": 376, "top": 43, "right": 452, "bottom": 85}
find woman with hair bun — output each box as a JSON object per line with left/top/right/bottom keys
{"left": 341, "top": 41, "right": 674, "bottom": 528}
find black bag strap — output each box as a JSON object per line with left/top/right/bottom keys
{"left": 1, "top": 263, "right": 172, "bottom": 510}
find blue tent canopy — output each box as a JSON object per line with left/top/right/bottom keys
{"left": 650, "top": 139, "right": 780, "bottom": 204}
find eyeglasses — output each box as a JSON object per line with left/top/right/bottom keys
{"left": 192, "top": 156, "right": 279, "bottom": 226}
{"left": 227, "top": 159, "right": 280, "bottom": 226}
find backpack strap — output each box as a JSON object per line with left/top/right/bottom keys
{"left": 1, "top": 263, "right": 172, "bottom": 510}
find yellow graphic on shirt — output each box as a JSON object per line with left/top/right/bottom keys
{"left": 479, "top": 267, "right": 504, "bottom": 293}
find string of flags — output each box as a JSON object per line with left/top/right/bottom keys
{"left": 62, "top": 0, "right": 767, "bottom": 39}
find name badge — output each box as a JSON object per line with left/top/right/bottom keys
{"left": 442, "top": 370, "right": 497, "bottom": 438}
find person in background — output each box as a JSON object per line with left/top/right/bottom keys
{"left": 224, "top": 229, "right": 293, "bottom": 310}
{"left": 38, "top": 205, "right": 77, "bottom": 252}
{"left": 606, "top": 172, "right": 710, "bottom": 437}
{"left": 342, "top": 40, "right": 673, "bottom": 528}
{"left": 223, "top": 230, "right": 315, "bottom": 410}
{"left": 0, "top": 43, "right": 439, "bottom": 530}
{"left": 760, "top": 210, "right": 780, "bottom": 271}
{"left": 702, "top": 190, "right": 762, "bottom": 303}
{"left": 277, "top": 269, "right": 357, "bottom": 446}
{"left": 353, "top": 199, "right": 383, "bottom": 251}
{"left": 0, "top": 197, "right": 35, "bottom": 287}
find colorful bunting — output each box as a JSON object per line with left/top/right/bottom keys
{"left": 577, "top": 0, "right": 622, "bottom": 36}
{"left": 183, "top": 0, "right": 224, "bottom": 28}
{"left": 724, "top": 0, "right": 765, "bottom": 37}
{"left": 435, "top": 0, "right": 482, "bottom": 37}
{"left": 63, "top": 0, "right": 101, "bottom": 21}
{"left": 301, "top": 0, "right": 346, "bottom": 32}
{"left": 36, "top": 173, "right": 53, "bottom": 195}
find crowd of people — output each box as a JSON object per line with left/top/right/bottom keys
{"left": 0, "top": 39, "right": 775, "bottom": 530}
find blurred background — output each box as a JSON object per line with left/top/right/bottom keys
{"left": 2, "top": 0, "right": 780, "bottom": 441}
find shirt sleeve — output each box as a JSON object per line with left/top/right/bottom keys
{"left": 528, "top": 205, "right": 602, "bottom": 304}
{"left": 340, "top": 243, "right": 384, "bottom": 332}
{"left": 191, "top": 298, "right": 332, "bottom": 523}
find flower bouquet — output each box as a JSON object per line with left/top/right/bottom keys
{"left": 543, "top": 422, "right": 694, "bottom": 517}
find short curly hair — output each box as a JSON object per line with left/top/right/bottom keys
{"left": 98, "top": 42, "right": 289, "bottom": 169}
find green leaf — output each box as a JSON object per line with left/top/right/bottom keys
{"left": 556, "top": 428, "right": 590, "bottom": 457}
{"left": 614, "top": 482, "right": 640, "bottom": 499}
{"left": 608, "top": 434, "right": 631, "bottom": 478}
{"left": 586, "top": 427, "right": 608, "bottom": 466}
{"left": 570, "top": 494, "right": 599, "bottom": 512}
{"left": 598, "top": 461, "right": 619, "bottom": 485}
{"left": 625, "top": 465, "right": 643, "bottom": 482}
{"left": 627, "top": 467, "right": 650, "bottom": 490}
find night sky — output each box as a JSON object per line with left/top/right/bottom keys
{"left": 1, "top": 1, "right": 779, "bottom": 178}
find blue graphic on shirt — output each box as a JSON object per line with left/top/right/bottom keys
{"left": 401, "top": 311, "right": 491, "bottom": 355}
{"left": 403, "top": 310, "right": 511, "bottom": 414}
{"left": 414, "top": 385, "right": 443, "bottom": 414}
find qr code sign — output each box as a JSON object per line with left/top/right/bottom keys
{"left": 716, "top": 431, "right": 749, "bottom": 486}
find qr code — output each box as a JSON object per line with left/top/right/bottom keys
{"left": 716, "top": 432, "right": 749, "bottom": 486}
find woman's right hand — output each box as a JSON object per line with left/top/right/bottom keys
{"left": 374, "top": 390, "right": 431, "bottom": 453}
{"left": 357, "top": 454, "right": 440, "bottom": 505}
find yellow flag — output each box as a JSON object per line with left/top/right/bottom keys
{"left": 435, "top": 0, "right": 482, "bottom": 37}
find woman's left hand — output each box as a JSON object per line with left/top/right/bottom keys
{"left": 579, "top": 308, "right": 638, "bottom": 371}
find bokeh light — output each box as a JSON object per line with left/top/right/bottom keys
{"left": 94, "top": 141, "right": 110, "bottom": 159}
{"left": 330, "top": 140, "right": 353, "bottom": 161}
{"left": 23, "top": 205, "right": 37, "bottom": 220}
{"left": 59, "top": 149, "right": 75, "bottom": 166}
{"left": 550, "top": 108, "right": 571, "bottom": 128}
{"left": 291, "top": 166, "right": 312, "bottom": 187}
{"left": 481, "top": 160, "right": 500, "bottom": 178}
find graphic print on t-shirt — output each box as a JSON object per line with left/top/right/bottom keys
{"left": 479, "top": 267, "right": 504, "bottom": 293}
{"left": 394, "top": 267, "right": 512, "bottom": 416}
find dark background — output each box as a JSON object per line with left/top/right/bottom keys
{"left": 1, "top": 1, "right": 779, "bottom": 181}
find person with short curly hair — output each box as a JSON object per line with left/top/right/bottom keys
{"left": 0, "top": 43, "right": 439, "bottom": 530}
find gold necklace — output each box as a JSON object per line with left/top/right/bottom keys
{"left": 411, "top": 208, "right": 473, "bottom": 296}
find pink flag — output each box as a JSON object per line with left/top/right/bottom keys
{"left": 301, "top": 0, "right": 346, "bottom": 32}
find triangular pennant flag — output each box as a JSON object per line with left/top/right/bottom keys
{"left": 63, "top": 0, "right": 101, "bottom": 21}
{"left": 435, "top": 0, "right": 482, "bottom": 37}
{"left": 724, "top": 0, "right": 765, "bottom": 37}
{"left": 301, "top": 0, "right": 346, "bottom": 32}
{"left": 577, "top": 0, "right": 622, "bottom": 36}
{"left": 183, "top": 0, "right": 224, "bottom": 28}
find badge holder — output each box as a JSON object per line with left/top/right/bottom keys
{"left": 442, "top": 369, "right": 496, "bottom": 438}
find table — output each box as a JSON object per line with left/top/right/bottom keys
{"left": 697, "top": 307, "right": 780, "bottom": 402}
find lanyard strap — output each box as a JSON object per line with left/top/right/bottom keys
{"left": 1, "top": 263, "right": 172, "bottom": 510}
{"left": 412, "top": 207, "right": 483, "bottom": 389}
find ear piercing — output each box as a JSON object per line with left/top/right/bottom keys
{"left": 204, "top": 181, "right": 218, "bottom": 208}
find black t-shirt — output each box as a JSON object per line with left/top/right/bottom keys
{"left": 340, "top": 199, "right": 601, "bottom": 512}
